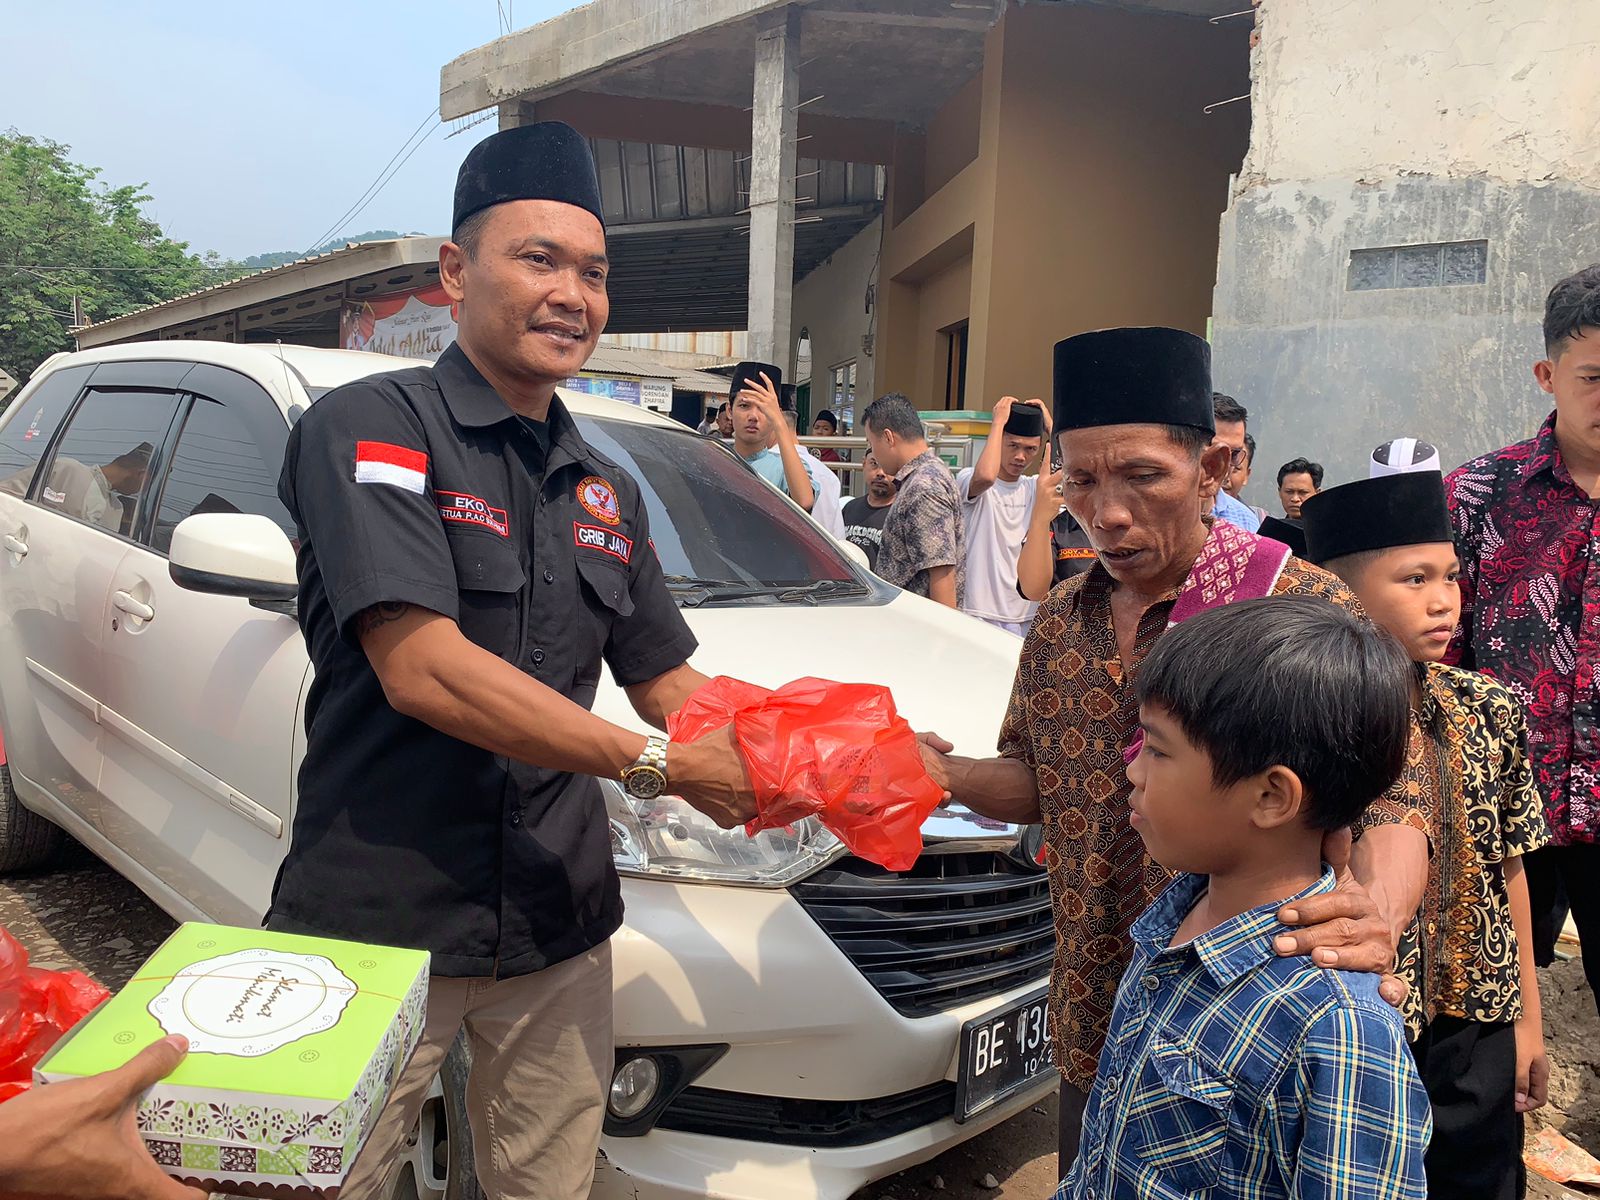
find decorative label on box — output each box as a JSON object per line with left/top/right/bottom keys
{"left": 38, "top": 922, "right": 429, "bottom": 1198}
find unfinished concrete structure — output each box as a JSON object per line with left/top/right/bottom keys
{"left": 443, "top": 0, "right": 1250, "bottom": 429}
{"left": 1211, "top": 0, "right": 1600, "bottom": 488}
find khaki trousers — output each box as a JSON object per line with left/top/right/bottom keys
{"left": 342, "top": 942, "right": 613, "bottom": 1200}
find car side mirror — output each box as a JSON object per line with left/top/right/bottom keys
{"left": 169, "top": 513, "right": 298, "bottom": 613}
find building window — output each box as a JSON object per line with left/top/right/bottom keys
{"left": 1348, "top": 240, "right": 1487, "bottom": 291}
{"left": 829, "top": 361, "right": 857, "bottom": 431}
{"left": 941, "top": 322, "right": 970, "bottom": 411}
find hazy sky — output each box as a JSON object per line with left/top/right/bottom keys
{"left": 6, "top": 1, "right": 577, "bottom": 260}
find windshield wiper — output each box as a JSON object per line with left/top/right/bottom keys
{"left": 773, "top": 579, "right": 873, "bottom": 604}
{"left": 663, "top": 576, "right": 871, "bottom": 607}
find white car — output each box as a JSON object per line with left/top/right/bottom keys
{"left": 0, "top": 341, "right": 1056, "bottom": 1200}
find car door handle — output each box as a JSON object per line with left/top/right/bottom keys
{"left": 2, "top": 533, "right": 26, "bottom": 557}
{"left": 111, "top": 590, "right": 155, "bottom": 622}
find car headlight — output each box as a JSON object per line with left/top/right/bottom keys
{"left": 602, "top": 779, "right": 843, "bottom": 886}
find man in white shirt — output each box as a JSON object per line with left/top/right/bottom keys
{"left": 956, "top": 396, "right": 1049, "bottom": 635}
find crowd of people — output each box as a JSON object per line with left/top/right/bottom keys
{"left": 713, "top": 264, "right": 1600, "bottom": 1200}
{"left": 5, "top": 118, "right": 1597, "bottom": 1200}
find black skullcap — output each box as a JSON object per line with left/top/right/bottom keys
{"left": 453, "top": 122, "right": 605, "bottom": 232}
{"left": 1002, "top": 403, "right": 1046, "bottom": 438}
{"left": 1301, "top": 472, "right": 1454, "bottom": 565}
{"left": 728, "top": 361, "right": 783, "bottom": 402}
{"left": 1257, "top": 515, "right": 1308, "bottom": 559}
{"left": 1054, "top": 327, "right": 1214, "bottom": 435}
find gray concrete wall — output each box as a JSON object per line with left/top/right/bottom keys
{"left": 1213, "top": 177, "right": 1600, "bottom": 501}
{"left": 1213, "top": 0, "right": 1600, "bottom": 504}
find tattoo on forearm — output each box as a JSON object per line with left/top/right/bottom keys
{"left": 355, "top": 602, "right": 412, "bottom": 637}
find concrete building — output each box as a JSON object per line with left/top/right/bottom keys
{"left": 1211, "top": 0, "right": 1600, "bottom": 487}
{"left": 442, "top": 0, "right": 1251, "bottom": 434}
{"left": 445, "top": 0, "right": 1600, "bottom": 488}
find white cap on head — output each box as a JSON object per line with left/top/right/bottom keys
{"left": 1370, "top": 437, "right": 1441, "bottom": 478}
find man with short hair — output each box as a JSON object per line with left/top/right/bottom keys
{"left": 273, "top": 121, "right": 760, "bottom": 1200}
{"left": 1278, "top": 457, "right": 1324, "bottom": 519}
{"left": 727, "top": 361, "right": 815, "bottom": 513}
{"left": 1210, "top": 392, "right": 1261, "bottom": 532}
{"left": 863, "top": 392, "right": 964, "bottom": 608}
{"left": 841, "top": 450, "right": 895, "bottom": 570}
{"left": 1447, "top": 263, "right": 1600, "bottom": 1015}
{"left": 958, "top": 395, "right": 1051, "bottom": 634}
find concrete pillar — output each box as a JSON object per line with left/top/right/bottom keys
{"left": 747, "top": 6, "right": 801, "bottom": 372}
{"left": 498, "top": 98, "right": 538, "bottom": 131}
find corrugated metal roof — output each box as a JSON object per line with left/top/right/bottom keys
{"left": 76, "top": 238, "right": 431, "bottom": 336}
{"left": 579, "top": 343, "right": 733, "bottom": 393}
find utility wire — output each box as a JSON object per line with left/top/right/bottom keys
{"left": 301, "top": 108, "right": 439, "bottom": 256}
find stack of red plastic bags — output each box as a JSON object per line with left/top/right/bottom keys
{"left": 667, "top": 676, "right": 945, "bottom": 871}
{"left": 0, "top": 925, "right": 109, "bottom": 1101}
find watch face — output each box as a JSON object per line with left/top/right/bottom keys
{"left": 626, "top": 768, "right": 665, "bottom": 801}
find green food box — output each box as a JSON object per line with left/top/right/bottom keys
{"left": 37, "top": 921, "right": 429, "bottom": 1197}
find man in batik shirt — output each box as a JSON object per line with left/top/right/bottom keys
{"left": 1447, "top": 263, "right": 1600, "bottom": 1015}
{"left": 926, "top": 327, "right": 1433, "bottom": 1170}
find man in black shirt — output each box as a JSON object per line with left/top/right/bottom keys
{"left": 274, "top": 122, "right": 761, "bottom": 1199}
{"left": 841, "top": 449, "right": 894, "bottom": 569}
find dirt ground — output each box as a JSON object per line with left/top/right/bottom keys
{"left": 2, "top": 849, "right": 1597, "bottom": 1198}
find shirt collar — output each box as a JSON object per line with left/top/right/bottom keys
{"left": 1520, "top": 411, "right": 1567, "bottom": 487}
{"left": 434, "top": 341, "right": 599, "bottom": 477}
{"left": 1131, "top": 867, "right": 1339, "bottom": 987}
{"left": 895, "top": 448, "right": 938, "bottom": 483}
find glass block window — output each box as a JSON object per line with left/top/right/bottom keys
{"left": 1348, "top": 240, "right": 1487, "bottom": 291}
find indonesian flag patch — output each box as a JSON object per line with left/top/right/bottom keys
{"left": 354, "top": 441, "right": 428, "bottom": 494}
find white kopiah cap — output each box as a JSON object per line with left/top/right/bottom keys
{"left": 1370, "top": 437, "right": 1441, "bottom": 478}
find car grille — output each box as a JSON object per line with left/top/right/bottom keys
{"left": 656, "top": 1081, "right": 957, "bottom": 1147}
{"left": 790, "top": 849, "right": 1055, "bottom": 1017}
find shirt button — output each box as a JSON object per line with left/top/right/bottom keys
{"left": 510, "top": 809, "right": 523, "bottom": 827}
{"left": 1142, "top": 975, "right": 1160, "bottom": 991}
{"left": 543, "top": 568, "right": 555, "bottom": 584}
{"left": 532, "top": 648, "right": 546, "bottom": 666}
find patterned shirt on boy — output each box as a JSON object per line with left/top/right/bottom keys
{"left": 1360, "top": 663, "right": 1551, "bottom": 1038}
{"left": 1056, "top": 870, "right": 1430, "bottom": 1200}
{"left": 1446, "top": 413, "right": 1600, "bottom": 845}
{"left": 1000, "top": 520, "right": 1434, "bottom": 1088}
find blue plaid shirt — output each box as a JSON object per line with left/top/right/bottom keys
{"left": 1057, "top": 869, "right": 1430, "bottom": 1200}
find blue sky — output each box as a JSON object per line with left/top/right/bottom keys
{"left": 6, "top": 1, "right": 577, "bottom": 260}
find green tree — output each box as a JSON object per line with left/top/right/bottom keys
{"left": 0, "top": 130, "right": 244, "bottom": 385}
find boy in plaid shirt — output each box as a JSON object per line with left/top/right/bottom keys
{"left": 1058, "top": 597, "right": 1429, "bottom": 1200}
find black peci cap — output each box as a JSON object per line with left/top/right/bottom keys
{"left": 1301, "top": 472, "right": 1454, "bottom": 565}
{"left": 728, "top": 361, "right": 783, "bottom": 401}
{"left": 453, "top": 121, "right": 605, "bottom": 232}
{"left": 1053, "top": 327, "right": 1214, "bottom": 436}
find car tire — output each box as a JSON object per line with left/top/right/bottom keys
{"left": 440, "top": 1033, "right": 486, "bottom": 1200}
{"left": 0, "top": 762, "right": 64, "bottom": 873}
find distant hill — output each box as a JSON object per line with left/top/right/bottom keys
{"left": 240, "top": 229, "right": 428, "bottom": 272}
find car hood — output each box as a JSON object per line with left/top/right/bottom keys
{"left": 591, "top": 591, "right": 1025, "bottom": 761}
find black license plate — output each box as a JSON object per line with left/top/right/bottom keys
{"left": 955, "top": 986, "right": 1054, "bottom": 1122}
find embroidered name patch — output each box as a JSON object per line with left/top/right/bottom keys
{"left": 574, "top": 521, "right": 633, "bottom": 564}
{"left": 1057, "top": 547, "right": 1097, "bottom": 560}
{"left": 354, "top": 441, "right": 428, "bottom": 494}
{"left": 577, "top": 475, "right": 621, "bottom": 526}
{"left": 437, "top": 490, "right": 509, "bottom": 537}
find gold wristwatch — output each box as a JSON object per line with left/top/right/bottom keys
{"left": 622, "top": 735, "right": 670, "bottom": 800}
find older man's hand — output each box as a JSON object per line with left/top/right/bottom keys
{"left": 915, "top": 731, "right": 954, "bottom": 802}
{"left": 1272, "top": 827, "right": 1409, "bottom": 1008}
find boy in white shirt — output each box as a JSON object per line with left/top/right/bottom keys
{"left": 956, "top": 396, "right": 1049, "bottom": 635}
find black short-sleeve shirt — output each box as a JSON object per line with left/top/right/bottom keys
{"left": 269, "top": 343, "right": 697, "bottom": 977}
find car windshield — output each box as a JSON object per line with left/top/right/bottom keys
{"left": 576, "top": 416, "right": 870, "bottom": 601}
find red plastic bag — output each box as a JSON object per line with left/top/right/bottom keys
{"left": 0, "top": 925, "right": 109, "bottom": 1102}
{"left": 668, "top": 676, "right": 945, "bottom": 871}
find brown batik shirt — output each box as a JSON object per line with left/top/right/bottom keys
{"left": 998, "top": 552, "right": 1434, "bottom": 1089}
{"left": 1362, "top": 663, "right": 1550, "bottom": 1040}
